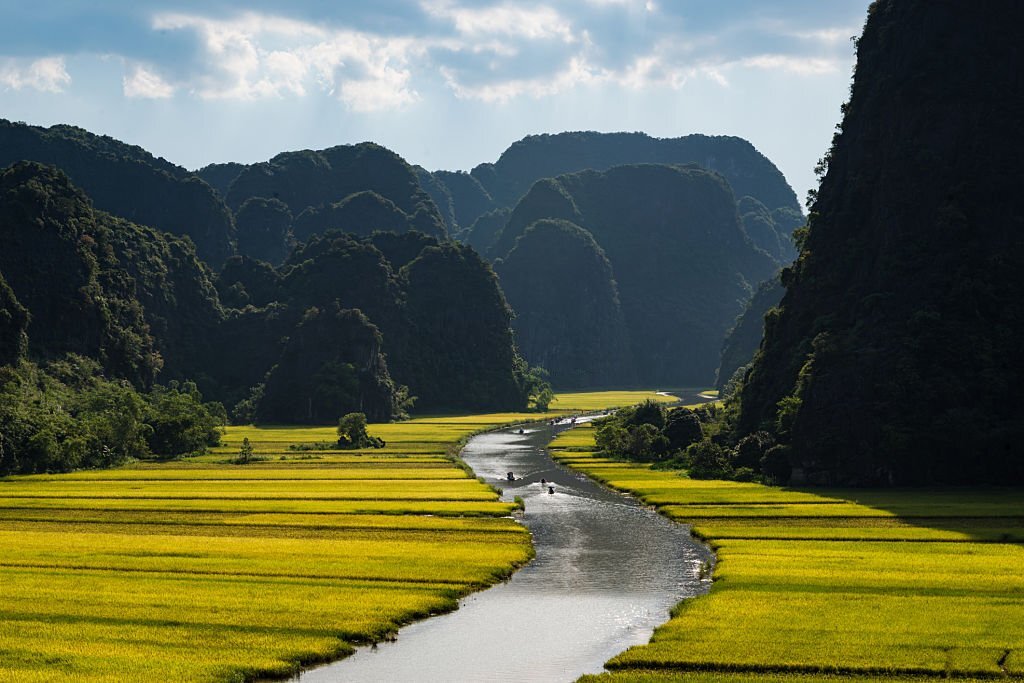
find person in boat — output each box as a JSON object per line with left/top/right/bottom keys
{"left": 540, "top": 478, "right": 546, "bottom": 485}
{"left": 507, "top": 471, "right": 515, "bottom": 481}
{"left": 548, "top": 485, "right": 555, "bottom": 494}
{"left": 518, "top": 428, "right": 524, "bottom": 434}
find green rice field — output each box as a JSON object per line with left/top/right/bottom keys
{"left": 550, "top": 424, "right": 1024, "bottom": 682}
{"left": 0, "top": 391, "right": 670, "bottom": 682}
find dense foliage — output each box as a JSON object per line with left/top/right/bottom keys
{"left": 336, "top": 412, "right": 386, "bottom": 449}
{"left": 225, "top": 143, "right": 447, "bottom": 240}
{"left": 0, "top": 357, "right": 223, "bottom": 475}
{"left": 234, "top": 197, "right": 292, "bottom": 265}
{"left": 737, "top": 196, "right": 800, "bottom": 263}
{"left": 0, "top": 119, "right": 234, "bottom": 265}
{"left": 594, "top": 400, "right": 710, "bottom": 465}
{"left": 716, "top": 275, "right": 784, "bottom": 396}
{"left": 463, "top": 207, "right": 510, "bottom": 256}
{"left": 255, "top": 305, "right": 401, "bottom": 424}
{"left": 496, "top": 219, "right": 634, "bottom": 388}
{"left": 493, "top": 164, "right": 777, "bottom": 386}
{"left": 214, "top": 231, "right": 533, "bottom": 416}
{"left": 292, "top": 191, "right": 437, "bottom": 243}
{"left": 0, "top": 272, "right": 29, "bottom": 366}
{"left": 0, "top": 162, "right": 223, "bottom": 386}
{"left": 414, "top": 166, "right": 457, "bottom": 233}
{"left": 425, "top": 132, "right": 802, "bottom": 258}
{"left": 734, "top": 0, "right": 1024, "bottom": 485}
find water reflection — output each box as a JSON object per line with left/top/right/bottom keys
{"left": 294, "top": 410, "right": 711, "bottom": 682}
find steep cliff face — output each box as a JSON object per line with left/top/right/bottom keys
{"left": 0, "top": 120, "right": 235, "bottom": 266}
{"left": 496, "top": 219, "right": 635, "bottom": 388}
{"left": 213, "top": 232, "right": 530, "bottom": 414}
{"left": 0, "top": 272, "right": 28, "bottom": 366}
{"left": 737, "top": 0, "right": 1024, "bottom": 484}
{"left": 496, "top": 164, "right": 776, "bottom": 386}
{"left": 256, "top": 305, "right": 398, "bottom": 424}
{"left": 0, "top": 162, "right": 223, "bottom": 386}
{"left": 717, "top": 276, "right": 783, "bottom": 395}
{"left": 0, "top": 163, "right": 161, "bottom": 385}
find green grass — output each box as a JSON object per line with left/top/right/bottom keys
{"left": 552, "top": 432, "right": 1024, "bottom": 682}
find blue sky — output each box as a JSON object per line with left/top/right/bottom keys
{"left": 0, "top": 1, "right": 871, "bottom": 204}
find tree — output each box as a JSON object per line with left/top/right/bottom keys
{"left": 337, "top": 412, "right": 385, "bottom": 449}
{"left": 685, "top": 439, "right": 734, "bottom": 480}
{"left": 522, "top": 365, "right": 554, "bottom": 412}
{"left": 236, "top": 437, "right": 254, "bottom": 464}
{"left": 664, "top": 407, "right": 703, "bottom": 452}
{"left": 533, "top": 387, "right": 555, "bottom": 412}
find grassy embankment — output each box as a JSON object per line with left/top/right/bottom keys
{"left": 0, "top": 390, "right": 674, "bottom": 682}
{"left": 550, "top": 423, "right": 1024, "bottom": 682}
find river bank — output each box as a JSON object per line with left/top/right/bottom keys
{"left": 295, "top": 409, "right": 712, "bottom": 682}
{"left": 549, "top": 423, "right": 1024, "bottom": 680}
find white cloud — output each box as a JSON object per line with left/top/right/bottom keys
{"left": 0, "top": 56, "right": 71, "bottom": 93}
{"left": 584, "top": 0, "right": 657, "bottom": 10}
{"left": 787, "top": 27, "right": 857, "bottom": 45}
{"left": 123, "top": 64, "right": 175, "bottom": 98}
{"left": 132, "top": 6, "right": 848, "bottom": 110}
{"left": 151, "top": 12, "right": 421, "bottom": 110}
{"left": 737, "top": 54, "right": 841, "bottom": 76}
{"left": 442, "top": 55, "right": 600, "bottom": 102}
{"left": 422, "top": 1, "right": 576, "bottom": 43}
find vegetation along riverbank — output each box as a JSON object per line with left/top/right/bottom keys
{"left": 0, "top": 391, "right": 671, "bottom": 682}
{"left": 552, "top": 422, "right": 1024, "bottom": 681}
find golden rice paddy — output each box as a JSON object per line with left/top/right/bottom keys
{"left": 549, "top": 425, "right": 1024, "bottom": 682}
{"left": 0, "top": 391, "right": 671, "bottom": 682}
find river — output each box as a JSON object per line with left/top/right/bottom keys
{"left": 293, "top": 400, "right": 712, "bottom": 682}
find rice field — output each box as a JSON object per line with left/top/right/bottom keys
{"left": 549, "top": 427, "right": 1024, "bottom": 681}
{"left": 0, "top": 392, "right": 670, "bottom": 682}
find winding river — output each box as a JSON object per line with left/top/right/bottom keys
{"left": 294, "top": 399, "right": 712, "bottom": 682}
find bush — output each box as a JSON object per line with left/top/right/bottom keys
{"left": 337, "top": 412, "right": 385, "bottom": 449}
{"left": 664, "top": 407, "right": 703, "bottom": 452}
{"left": 761, "top": 444, "right": 793, "bottom": 484}
{"left": 595, "top": 416, "right": 669, "bottom": 462}
{"left": 685, "top": 439, "right": 734, "bottom": 480}
{"left": 0, "top": 358, "right": 225, "bottom": 474}
{"left": 145, "top": 381, "right": 224, "bottom": 458}
{"left": 732, "top": 466, "right": 759, "bottom": 482}
{"left": 734, "top": 430, "right": 776, "bottom": 468}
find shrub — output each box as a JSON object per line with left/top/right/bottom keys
{"left": 734, "top": 430, "right": 776, "bottom": 468}
{"left": 685, "top": 439, "right": 734, "bottom": 480}
{"left": 664, "top": 407, "right": 703, "bottom": 452}
{"left": 761, "top": 444, "right": 793, "bottom": 484}
{"left": 337, "top": 412, "right": 385, "bottom": 449}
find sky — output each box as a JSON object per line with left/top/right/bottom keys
{"left": 0, "top": 1, "right": 872, "bottom": 205}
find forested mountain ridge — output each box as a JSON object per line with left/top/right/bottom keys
{"left": 494, "top": 164, "right": 776, "bottom": 387}
{"left": 0, "top": 119, "right": 234, "bottom": 266}
{"left": 0, "top": 163, "right": 532, "bottom": 436}
{"left": 0, "top": 160, "right": 232, "bottom": 386}
{"left": 496, "top": 219, "right": 635, "bottom": 388}
{"left": 215, "top": 231, "right": 529, "bottom": 414}
{"left": 422, "top": 131, "right": 802, "bottom": 260}
{"left": 734, "top": 0, "right": 1024, "bottom": 485}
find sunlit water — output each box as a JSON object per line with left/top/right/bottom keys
{"left": 293, "top": 402, "right": 712, "bottom": 682}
